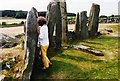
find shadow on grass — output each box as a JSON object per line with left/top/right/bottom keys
{"left": 57, "top": 53, "right": 105, "bottom": 65}
{"left": 31, "top": 48, "right": 64, "bottom": 80}
{"left": 31, "top": 59, "right": 118, "bottom": 80}
{"left": 48, "top": 48, "right": 64, "bottom": 58}
{"left": 82, "top": 41, "right": 103, "bottom": 45}
{"left": 96, "top": 36, "right": 118, "bottom": 40}
{"left": 57, "top": 53, "right": 91, "bottom": 62}
{"left": 91, "top": 60, "right": 104, "bottom": 63}
{"left": 31, "top": 48, "right": 105, "bottom": 80}
{"left": 31, "top": 60, "right": 89, "bottom": 80}
{"left": 74, "top": 35, "right": 118, "bottom": 44}
{"left": 31, "top": 35, "right": 119, "bottom": 80}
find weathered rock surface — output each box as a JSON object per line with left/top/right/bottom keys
{"left": 80, "top": 11, "right": 89, "bottom": 39}
{"left": 0, "top": 33, "right": 18, "bottom": 48}
{"left": 46, "top": 0, "right": 62, "bottom": 49}
{"left": 88, "top": 3, "right": 100, "bottom": 37}
{"left": 67, "top": 31, "right": 76, "bottom": 43}
{"left": 22, "top": 7, "right": 38, "bottom": 81}
{"left": 60, "top": 0, "right": 68, "bottom": 44}
{"left": 65, "top": 45, "right": 104, "bottom": 56}
{"left": 75, "top": 12, "right": 80, "bottom": 39}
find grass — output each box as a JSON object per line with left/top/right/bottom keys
{"left": 31, "top": 24, "right": 119, "bottom": 80}
{"left": 1, "top": 24, "right": 119, "bottom": 80}
{"left": 34, "top": 35, "right": 118, "bottom": 80}
{"left": 79, "top": 36, "right": 118, "bottom": 60}
{"left": 31, "top": 33, "right": 119, "bottom": 80}
{"left": 0, "top": 18, "right": 26, "bottom": 28}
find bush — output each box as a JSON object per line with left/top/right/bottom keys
{"left": 11, "top": 23, "right": 18, "bottom": 25}
{"left": 2, "top": 22, "right": 6, "bottom": 25}
{"left": 20, "top": 21, "right": 24, "bottom": 25}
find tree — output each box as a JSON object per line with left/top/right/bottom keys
{"left": 99, "top": 15, "right": 108, "bottom": 19}
{"left": 1, "top": 10, "right": 16, "bottom": 17}
{"left": 15, "top": 11, "right": 27, "bottom": 18}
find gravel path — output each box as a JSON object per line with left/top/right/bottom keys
{"left": 0, "top": 26, "right": 24, "bottom": 36}
{"left": 0, "top": 23, "right": 118, "bottom": 37}
{"left": 0, "top": 24, "right": 75, "bottom": 36}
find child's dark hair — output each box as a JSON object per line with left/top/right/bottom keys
{"left": 37, "top": 17, "right": 46, "bottom": 26}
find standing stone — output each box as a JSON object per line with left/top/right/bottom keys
{"left": 24, "top": 22, "right": 26, "bottom": 34}
{"left": 75, "top": 12, "right": 80, "bottom": 39}
{"left": 46, "top": 0, "right": 62, "bottom": 49}
{"left": 88, "top": 3, "right": 100, "bottom": 36}
{"left": 80, "top": 11, "right": 89, "bottom": 39}
{"left": 46, "top": 1, "right": 57, "bottom": 48}
{"left": 22, "top": 7, "right": 38, "bottom": 81}
{"left": 60, "top": 0, "right": 68, "bottom": 44}
{"left": 56, "top": 1, "right": 62, "bottom": 48}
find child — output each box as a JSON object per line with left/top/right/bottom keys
{"left": 37, "top": 17, "right": 52, "bottom": 70}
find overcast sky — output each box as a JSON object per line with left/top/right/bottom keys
{"left": 0, "top": 0, "right": 119, "bottom": 16}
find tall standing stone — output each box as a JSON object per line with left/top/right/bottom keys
{"left": 46, "top": 1, "right": 57, "bottom": 48}
{"left": 46, "top": 0, "right": 62, "bottom": 49}
{"left": 75, "top": 12, "right": 80, "bottom": 39}
{"left": 80, "top": 11, "right": 89, "bottom": 39}
{"left": 56, "top": 1, "right": 62, "bottom": 48}
{"left": 88, "top": 3, "right": 100, "bottom": 36}
{"left": 22, "top": 7, "right": 38, "bottom": 81}
{"left": 60, "top": 0, "right": 68, "bottom": 44}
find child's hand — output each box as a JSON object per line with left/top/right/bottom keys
{"left": 37, "top": 27, "right": 40, "bottom": 34}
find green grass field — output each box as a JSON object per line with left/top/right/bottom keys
{"left": 35, "top": 37, "right": 118, "bottom": 80}
{"left": 32, "top": 25, "right": 119, "bottom": 80}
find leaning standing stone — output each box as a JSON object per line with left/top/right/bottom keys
{"left": 22, "top": 7, "right": 38, "bottom": 81}
{"left": 88, "top": 3, "right": 100, "bottom": 36}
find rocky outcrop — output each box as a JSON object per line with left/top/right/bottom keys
{"left": 0, "top": 33, "right": 18, "bottom": 48}
{"left": 64, "top": 45, "right": 104, "bottom": 56}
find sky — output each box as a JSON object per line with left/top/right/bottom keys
{"left": 0, "top": 0, "right": 119, "bottom": 16}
